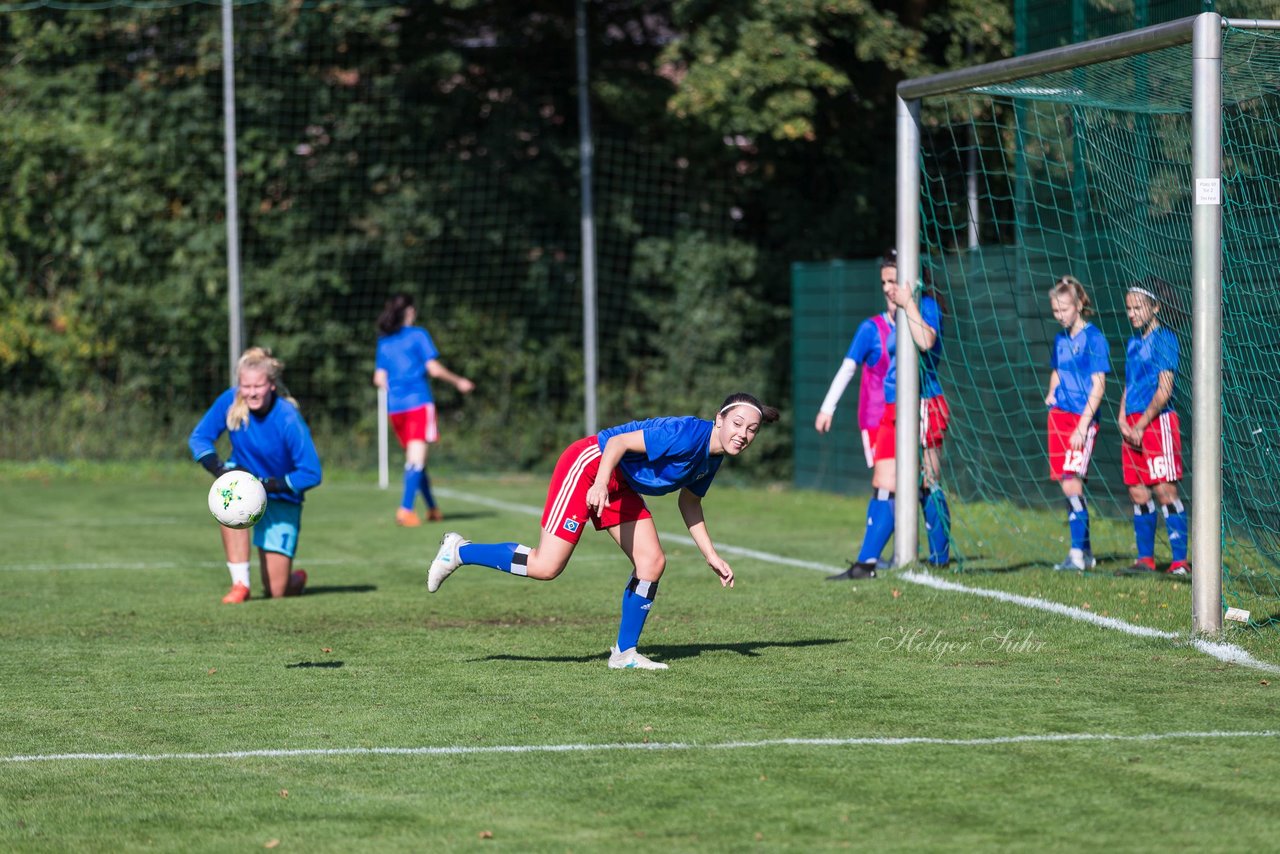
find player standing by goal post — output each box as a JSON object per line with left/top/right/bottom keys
{"left": 1117, "top": 278, "right": 1189, "bottom": 576}
{"left": 1044, "top": 276, "right": 1109, "bottom": 572}
{"left": 814, "top": 281, "right": 893, "bottom": 467}
{"left": 825, "top": 250, "right": 951, "bottom": 580}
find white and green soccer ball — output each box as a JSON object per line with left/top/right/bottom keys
{"left": 208, "top": 470, "right": 268, "bottom": 529}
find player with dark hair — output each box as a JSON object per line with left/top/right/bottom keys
{"left": 190, "top": 347, "right": 323, "bottom": 603}
{"left": 814, "top": 279, "right": 893, "bottom": 468}
{"left": 827, "top": 250, "right": 951, "bottom": 580}
{"left": 425, "top": 393, "right": 781, "bottom": 670}
{"left": 1044, "top": 275, "right": 1110, "bottom": 571}
{"left": 1118, "top": 278, "right": 1188, "bottom": 575}
{"left": 373, "top": 293, "right": 474, "bottom": 527}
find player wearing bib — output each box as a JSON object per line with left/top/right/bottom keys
{"left": 373, "top": 294, "right": 474, "bottom": 527}
{"left": 1118, "top": 280, "right": 1188, "bottom": 576}
{"left": 425, "top": 393, "right": 780, "bottom": 670}
{"left": 827, "top": 250, "right": 952, "bottom": 581}
{"left": 815, "top": 309, "right": 893, "bottom": 468}
{"left": 1045, "top": 276, "right": 1109, "bottom": 572}
{"left": 189, "top": 347, "right": 323, "bottom": 603}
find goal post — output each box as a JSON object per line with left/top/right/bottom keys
{"left": 894, "top": 11, "right": 1280, "bottom": 636}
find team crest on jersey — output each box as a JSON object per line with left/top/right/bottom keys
{"left": 563, "top": 518, "right": 580, "bottom": 533}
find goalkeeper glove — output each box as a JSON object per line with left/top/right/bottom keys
{"left": 199, "top": 455, "right": 235, "bottom": 478}
{"left": 261, "top": 477, "right": 292, "bottom": 495}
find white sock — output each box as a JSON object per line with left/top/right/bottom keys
{"left": 227, "top": 561, "right": 251, "bottom": 588}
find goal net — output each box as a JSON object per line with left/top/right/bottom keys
{"left": 909, "top": 21, "right": 1280, "bottom": 627}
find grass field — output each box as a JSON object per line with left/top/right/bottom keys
{"left": 2, "top": 463, "right": 1279, "bottom": 851}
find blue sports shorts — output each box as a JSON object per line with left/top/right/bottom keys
{"left": 253, "top": 499, "right": 303, "bottom": 558}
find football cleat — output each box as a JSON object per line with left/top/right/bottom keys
{"left": 427, "top": 507, "right": 444, "bottom": 522}
{"left": 826, "top": 561, "right": 877, "bottom": 581}
{"left": 1115, "top": 557, "right": 1157, "bottom": 576}
{"left": 1167, "top": 560, "right": 1190, "bottom": 577}
{"left": 221, "top": 583, "right": 250, "bottom": 604}
{"left": 286, "top": 569, "right": 308, "bottom": 597}
{"left": 1053, "top": 549, "right": 1097, "bottom": 572}
{"left": 427, "top": 532, "right": 468, "bottom": 593}
{"left": 608, "top": 646, "right": 668, "bottom": 670}
{"left": 396, "top": 507, "right": 422, "bottom": 527}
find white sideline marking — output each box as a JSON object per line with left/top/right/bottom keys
{"left": 4, "top": 730, "right": 1276, "bottom": 764}
{"left": 902, "top": 570, "right": 1280, "bottom": 675}
{"left": 435, "top": 488, "right": 1280, "bottom": 674}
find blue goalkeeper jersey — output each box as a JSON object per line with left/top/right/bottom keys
{"left": 1050, "top": 323, "right": 1111, "bottom": 417}
{"left": 189, "top": 388, "right": 323, "bottom": 504}
{"left": 376, "top": 326, "right": 440, "bottom": 413}
{"left": 596, "top": 416, "right": 723, "bottom": 498}
{"left": 1124, "top": 326, "right": 1179, "bottom": 416}
{"left": 884, "top": 295, "right": 944, "bottom": 404}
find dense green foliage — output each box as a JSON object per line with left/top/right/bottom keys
{"left": 0, "top": 0, "right": 1013, "bottom": 471}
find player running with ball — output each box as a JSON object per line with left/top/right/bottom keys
{"left": 426, "top": 393, "right": 780, "bottom": 670}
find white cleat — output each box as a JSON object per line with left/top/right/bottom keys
{"left": 427, "top": 532, "right": 468, "bottom": 593}
{"left": 608, "top": 645, "right": 668, "bottom": 670}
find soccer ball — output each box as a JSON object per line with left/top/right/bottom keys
{"left": 208, "top": 470, "right": 268, "bottom": 529}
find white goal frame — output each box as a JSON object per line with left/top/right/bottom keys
{"left": 894, "top": 11, "right": 1280, "bottom": 635}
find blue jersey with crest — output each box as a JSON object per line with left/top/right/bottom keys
{"left": 376, "top": 326, "right": 440, "bottom": 413}
{"left": 884, "top": 295, "right": 944, "bottom": 404}
{"left": 596, "top": 416, "right": 722, "bottom": 497}
{"left": 1124, "top": 326, "right": 1179, "bottom": 415}
{"left": 1050, "top": 323, "right": 1111, "bottom": 416}
{"left": 189, "top": 388, "right": 323, "bottom": 504}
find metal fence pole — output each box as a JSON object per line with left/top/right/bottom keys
{"left": 221, "top": 0, "right": 243, "bottom": 382}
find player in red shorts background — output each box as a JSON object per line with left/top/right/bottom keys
{"left": 1117, "top": 278, "right": 1188, "bottom": 575}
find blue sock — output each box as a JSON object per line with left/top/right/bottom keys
{"left": 420, "top": 467, "right": 436, "bottom": 510}
{"left": 856, "top": 489, "right": 895, "bottom": 565}
{"left": 1163, "top": 500, "right": 1188, "bottom": 563}
{"left": 1066, "top": 495, "right": 1089, "bottom": 552}
{"left": 920, "top": 488, "right": 951, "bottom": 564}
{"left": 401, "top": 464, "right": 424, "bottom": 511}
{"left": 1133, "top": 500, "right": 1157, "bottom": 560}
{"left": 457, "top": 542, "right": 532, "bottom": 575}
{"left": 616, "top": 576, "right": 658, "bottom": 652}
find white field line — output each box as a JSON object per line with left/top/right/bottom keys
{"left": 4, "top": 729, "right": 1277, "bottom": 765}
{"left": 437, "top": 488, "right": 1280, "bottom": 674}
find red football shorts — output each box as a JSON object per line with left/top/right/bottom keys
{"left": 1048, "top": 407, "right": 1097, "bottom": 480}
{"left": 390, "top": 403, "right": 438, "bottom": 447}
{"left": 1122, "top": 411, "right": 1183, "bottom": 486}
{"left": 872, "top": 397, "right": 952, "bottom": 463}
{"left": 542, "top": 436, "right": 652, "bottom": 544}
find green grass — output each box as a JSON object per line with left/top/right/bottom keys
{"left": 2, "top": 464, "right": 1279, "bottom": 851}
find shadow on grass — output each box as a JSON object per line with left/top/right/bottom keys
{"left": 286, "top": 660, "right": 344, "bottom": 669}
{"left": 948, "top": 552, "right": 1134, "bottom": 576}
{"left": 477, "top": 637, "right": 846, "bottom": 665}
{"left": 426, "top": 510, "right": 495, "bottom": 523}
{"left": 300, "top": 584, "right": 378, "bottom": 596}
